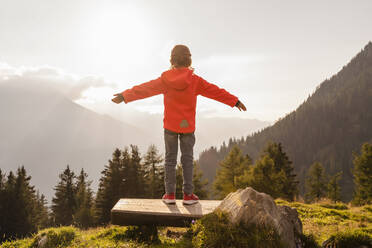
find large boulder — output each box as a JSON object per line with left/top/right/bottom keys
{"left": 216, "top": 187, "right": 303, "bottom": 248}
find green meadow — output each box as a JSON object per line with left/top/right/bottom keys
{"left": 2, "top": 201, "right": 371, "bottom": 248}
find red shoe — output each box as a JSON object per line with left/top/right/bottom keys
{"left": 183, "top": 193, "right": 199, "bottom": 205}
{"left": 162, "top": 193, "right": 176, "bottom": 204}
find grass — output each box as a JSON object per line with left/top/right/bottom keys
{"left": 275, "top": 199, "right": 372, "bottom": 245}
{"left": 0, "top": 226, "right": 189, "bottom": 248}
{"left": 1, "top": 201, "right": 371, "bottom": 247}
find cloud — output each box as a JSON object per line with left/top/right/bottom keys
{"left": 0, "top": 62, "right": 115, "bottom": 100}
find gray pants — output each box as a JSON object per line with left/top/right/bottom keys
{"left": 164, "top": 128, "right": 195, "bottom": 195}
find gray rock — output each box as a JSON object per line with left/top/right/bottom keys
{"left": 216, "top": 187, "right": 303, "bottom": 248}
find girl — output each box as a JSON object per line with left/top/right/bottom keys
{"left": 112, "top": 45, "right": 246, "bottom": 205}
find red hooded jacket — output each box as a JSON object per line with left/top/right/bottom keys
{"left": 121, "top": 67, "right": 238, "bottom": 133}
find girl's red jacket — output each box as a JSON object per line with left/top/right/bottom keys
{"left": 121, "top": 67, "right": 238, "bottom": 133}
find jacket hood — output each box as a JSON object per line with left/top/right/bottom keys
{"left": 161, "top": 68, "right": 193, "bottom": 90}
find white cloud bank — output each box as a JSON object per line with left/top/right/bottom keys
{"left": 0, "top": 54, "right": 303, "bottom": 123}
{"left": 0, "top": 62, "right": 114, "bottom": 101}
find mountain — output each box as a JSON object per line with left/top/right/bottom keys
{"left": 0, "top": 79, "right": 269, "bottom": 201}
{"left": 0, "top": 81, "right": 156, "bottom": 200}
{"left": 198, "top": 42, "right": 372, "bottom": 201}
{"left": 196, "top": 117, "right": 270, "bottom": 155}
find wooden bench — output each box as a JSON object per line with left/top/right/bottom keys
{"left": 111, "top": 199, "right": 221, "bottom": 227}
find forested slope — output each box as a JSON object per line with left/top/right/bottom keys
{"left": 199, "top": 42, "right": 372, "bottom": 200}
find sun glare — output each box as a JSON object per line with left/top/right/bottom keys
{"left": 83, "top": 3, "right": 154, "bottom": 67}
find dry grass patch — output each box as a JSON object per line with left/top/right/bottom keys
{"left": 276, "top": 199, "right": 372, "bottom": 244}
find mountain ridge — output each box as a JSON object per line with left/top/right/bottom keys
{"left": 0, "top": 80, "right": 155, "bottom": 201}
{"left": 198, "top": 42, "right": 372, "bottom": 200}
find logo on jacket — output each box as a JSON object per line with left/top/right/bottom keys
{"left": 180, "top": 119, "right": 189, "bottom": 128}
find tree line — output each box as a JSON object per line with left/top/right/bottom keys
{"left": 1, "top": 141, "right": 370, "bottom": 242}
{"left": 304, "top": 142, "right": 372, "bottom": 205}
{"left": 0, "top": 144, "right": 208, "bottom": 242}
{"left": 94, "top": 145, "right": 208, "bottom": 224}
{"left": 212, "top": 141, "right": 371, "bottom": 205}
{"left": 0, "top": 167, "right": 49, "bottom": 242}
{"left": 212, "top": 142, "right": 299, "bottom": 201}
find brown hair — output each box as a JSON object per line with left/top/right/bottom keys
{"left": 170, "top": 45, "right": 192, "bottom": 68}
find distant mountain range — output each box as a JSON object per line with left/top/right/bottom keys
{"left": 0, "top": 81, "right": 155, "bottom": 201}
{"left": 119, "top": 112, "right": 270, "bottom": 158}
{"left": 0, "top": 80, "right": 269, "bottom": 201}
{"left": 199, "top": 42, "right": 372, "bottom": 201}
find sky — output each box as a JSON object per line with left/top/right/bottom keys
{"left": 0, "top": 0, "right": 371, "bottom": 122}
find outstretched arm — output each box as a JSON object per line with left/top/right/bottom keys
{"left": 197, "top": 76, "right": 246, "bottom": 111}
{"left": 112, "top": 77, "right": 166, "bottom": 104}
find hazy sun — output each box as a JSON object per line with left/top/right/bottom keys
{"left": 83, "top": 2, "right": 154, "bottom": 68}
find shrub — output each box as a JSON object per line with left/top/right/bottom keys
{"left": 95, "top": 225, "right": 159, "bottom": 244}
{"left": 298, "top": 233, "right": 320, "bottom": 248}
{"left": 190, "top": 210, "right": 286, "bottom": 248}
{"left": 30, "top": 226, "right": 77, "bottom": 248}
{"left": 323, "top": 229, "right": 372, "bottom": 248}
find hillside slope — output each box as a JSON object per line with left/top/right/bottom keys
{"left": 0, "top": 81, "right": 155, "bottom": 200}
{"left": 199, "top": 42, "right": 372, "bottom": 200}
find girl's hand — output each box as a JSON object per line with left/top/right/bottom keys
{"left": 112, "top": 93, "right": 124, "bottom": 104}
{"left": 235, "top": 100, "right": 246, "bottom": 111}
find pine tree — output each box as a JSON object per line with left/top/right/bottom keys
{"left": 143, "top": 144, "right": 164, "bottom": 198}
{"left": 327, "top": 172, "right": 343, "bottom": 203}
{"left": 120, "top": 147, "right": 131, "bottom": 196}
{"left": 352, "top": 143, "right": 372, "bottom": 205}
{"left": 34, "top": 191, "right": 50, "bottom": 230}
{"left": 0, "top": 171, "right": 16, "bottom": 241}
{"left": 13, "top": 167, "right": 38, "bottom": 237}
{"left": 238, "top": 143, "right": 299, "bottom": 200}
{"left": 95, "top": 148, "right": 125, "bottom": 224}
{"left": 192, "top": 161, "right": 209, "bottom": 199}
{"left": 213, "top": 146, "right": 251, "bottom": 199}
{"left": 52, "top": 165, "right": 76, "bottom": 226}
{"left": 74, "top": 168, "right": 94, "bottom": 228}
{"left": 305, "top": 162, "right": 327, "bottom": 203}
{"left": 261, "top": 142, "right": 299, "bottom": 200}
{"left": 128, "top": 145, "right": 146, "bottom": 198}
{"left": 240, "top": 155, "right": 282, "bottom": 198}
{"left": 0, "top": 167, "right": 47, "bottom": 241}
